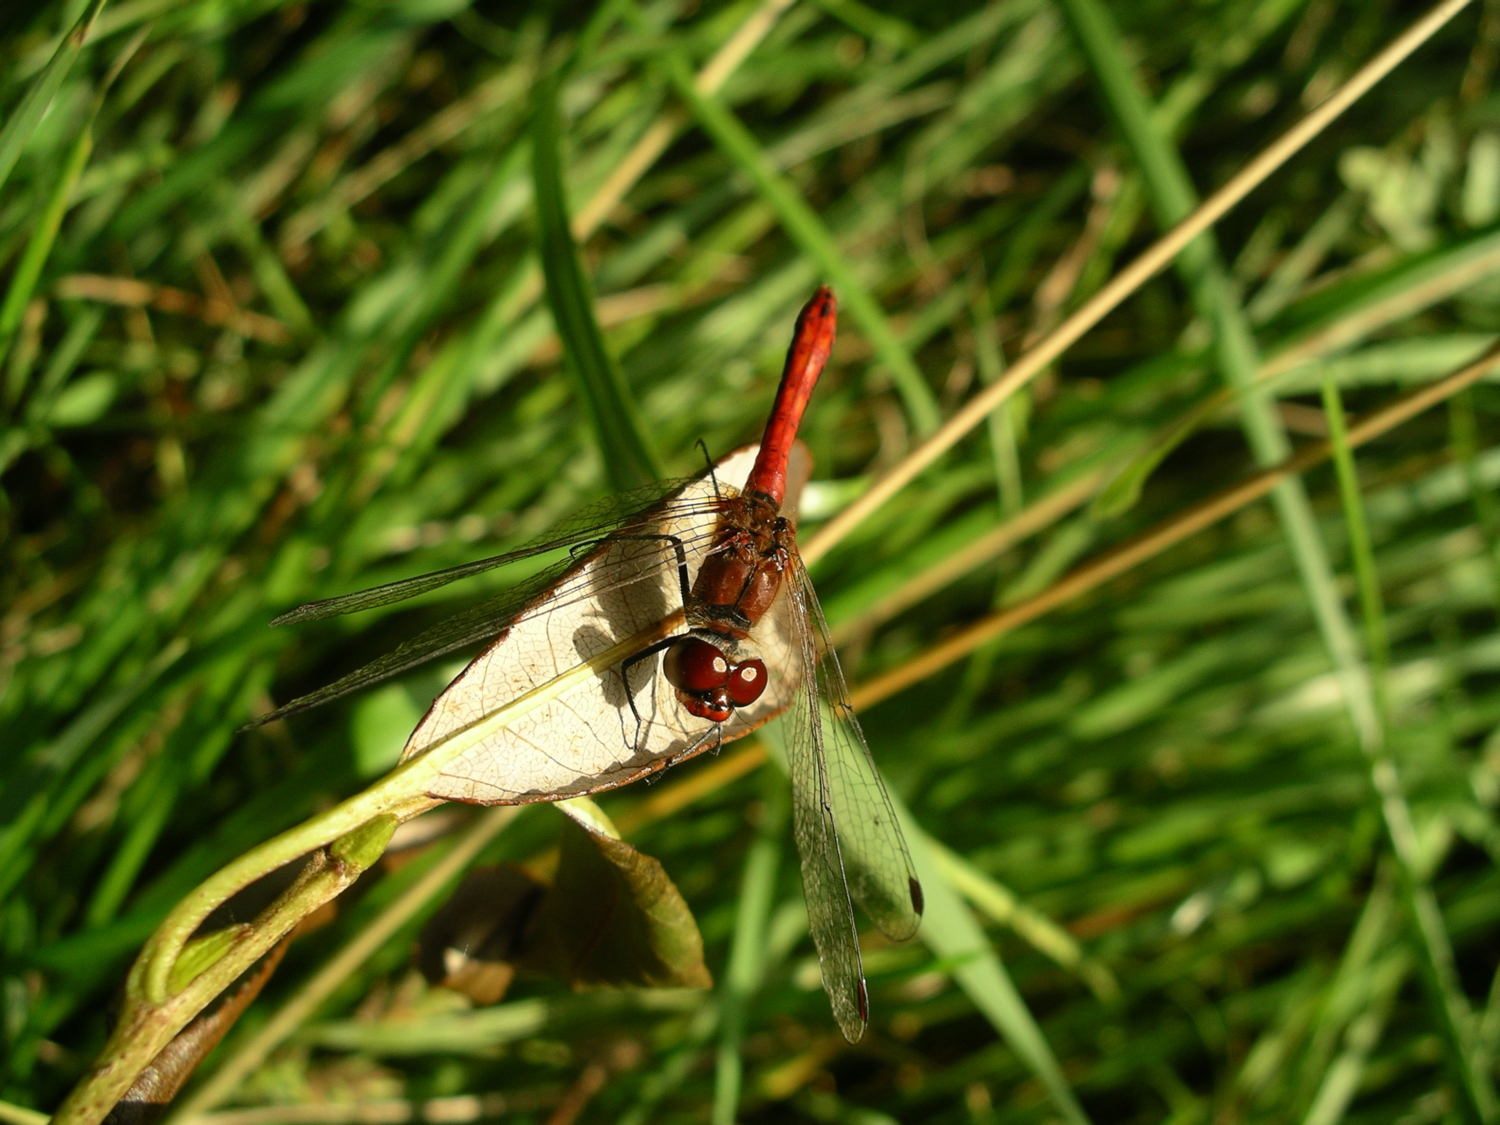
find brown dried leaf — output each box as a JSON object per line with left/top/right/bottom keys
{"left": 521, "top": 817, "right": 711, "bottom": 991}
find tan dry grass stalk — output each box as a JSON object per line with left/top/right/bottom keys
{"left": 54, "top": 274, "right": 292, "bottom": 343}
{"left": 801, "top": 0, "right": 1477, "bottom": 568}
{"left": 847, "top": 339, "right": 1500, "bottom": 711}
{"left": 826, "top": 467, "right": 1111, "bottom": 647}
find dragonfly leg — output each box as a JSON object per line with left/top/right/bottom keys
{"left": 604, "top": 533, "right": 692, "bottom": 606}
{"left": 695, "top": 439, "right": 723, "bottom": 502}
{"left": 667, "top": 720, "right": 721, "bottom": 768}
{"left": 638, "top": 720, "right": 719, "bottom": 786}
{"left": 607, "top": 531, "right": 694, "bottom": 751}
{"left": 620, "top": 633, "right": 690, "bottom": 750}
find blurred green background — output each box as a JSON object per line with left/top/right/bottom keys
{"left": 3, "top": 0, "right": 1500, "bottom": 1121}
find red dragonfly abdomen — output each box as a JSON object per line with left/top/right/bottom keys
{"left": 686, "top": 286, "right": 836, "bottom": 637}
{"left": 743, "top": 286, "right": 836, "bottom": 509}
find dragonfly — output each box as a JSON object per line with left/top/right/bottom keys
{"left": 255, "top": 286, "right": 923, "bottom": 1041}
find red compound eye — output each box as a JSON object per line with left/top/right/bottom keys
{"left": 665, "top": 638, "right": 731, "bottom": 694}
{"left": 727, "top": 659, "right": 768, "bottom": 706}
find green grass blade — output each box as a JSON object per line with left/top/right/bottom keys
{"left": 2, "top": 22, "right": 146, "bottom": 391}
{"left": 0, "top": 125, "right": 91, "bottom": 384}
{"left": 1320, "top": 382, "right": 1392, "bottom": 693}
{"left": 532, "top": 67, "right": 659, "bottom": 491}
{"left": 639, "top": 25, "right": 940, "bottom": 436}
{"left": 0, "top": 0, "right": 106, "bottom": 198}
{"left": 1301, "top": 951, "right": 1412, "bottom": 1125}
{"left": 969, "top": 269, "right": 1024, "bottom": 518}
{"left": 811, "top": 0, "right": 917, "bottom": 50}
{"left": 619, "top": 1001, "right": 720, "bottom": 1125}
{"left": 1322, "top": 377, "right": 1495, "bottom": 1123}
{"left": 1060, "top": 5, "right": 1493, "bottom": 1116}
{"left": 758, "top": 713, "right": 1087, "bottom": 1121}
{"left": 928, "top": 836, "right": 1119, "bottom": 1003}
{"left": 896, "top": 797, "right": 1092, "bottom": 1125}
{"left": 10, "top": 3, "right": 1499, "bottom": 1119}
{"left": 712, "top": 769, "right": 788, "bottom": 1125}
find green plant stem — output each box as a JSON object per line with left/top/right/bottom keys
{"left": 0, "top": 1102, "right": 47, "bottom": 1125}
{"left": 1322, "top": 377, "right": 1494, "bottom": 1122}
{"left": 49, "top": 831, "right": 393, "bottom": 1125}
{"left": 48, "top": 768, "right": 442, "bottom": 1125}
{"left": 137, "top": 781, "right": 436, "bottom": 1007}
{"left": 167, "top": 806, "right": 521, "bottom": 1124}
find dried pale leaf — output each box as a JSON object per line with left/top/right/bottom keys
{"left": 398, "top": 443, "right": 810, "bottom": 805}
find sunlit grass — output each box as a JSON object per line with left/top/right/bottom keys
{"left": 3, "top": 0, "right": 1499, "bottom": 1122}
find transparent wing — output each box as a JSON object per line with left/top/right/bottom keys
{"left": 269, "top": 478, "right": 707, "bottom": 626}
{"left": 796, "top": 556, "right": 922, "bottom": 939}
{"left": 246, "top": 486, "right": 731, "bottom": 729}
{"left": 248, "top": 554, "right": 572, "bottom": 728}
{"left": 784, "top": 553, "right": 923, "bottom": 1042}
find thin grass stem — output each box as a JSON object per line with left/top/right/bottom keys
{"left": 802, "top": 0, "right": 1476, "bottom": 565}
{"left": 849, "top": 341, "right": 1500, "bottom": 710}
{"left": 1321, "top": 381, "right": 1393, "bottom": 701}
{"left": 1321, "top": 377, "right": 1494, "bottom": 1122}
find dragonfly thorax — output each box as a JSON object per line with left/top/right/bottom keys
{"left": 663, "top": 633, "right": 769, "bottom": 723}
{"left": 688, "top": 495, "right": 794, "bottom": 638}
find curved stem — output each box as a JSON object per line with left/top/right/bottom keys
{"left": 168, "top": 805, "right": 521, "bottom": 1123}
{"left": 53, "top": 843, "right": 379, "bottom": 1125}
{"left": 138, "top": 760, "right": 442, "bottom": 1005}
{"left": 54, "top": 608, "right": 688, "bottom": 1125}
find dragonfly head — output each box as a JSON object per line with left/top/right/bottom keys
{"left": 663, "top": 633, "right": 769, "bottom": 723}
